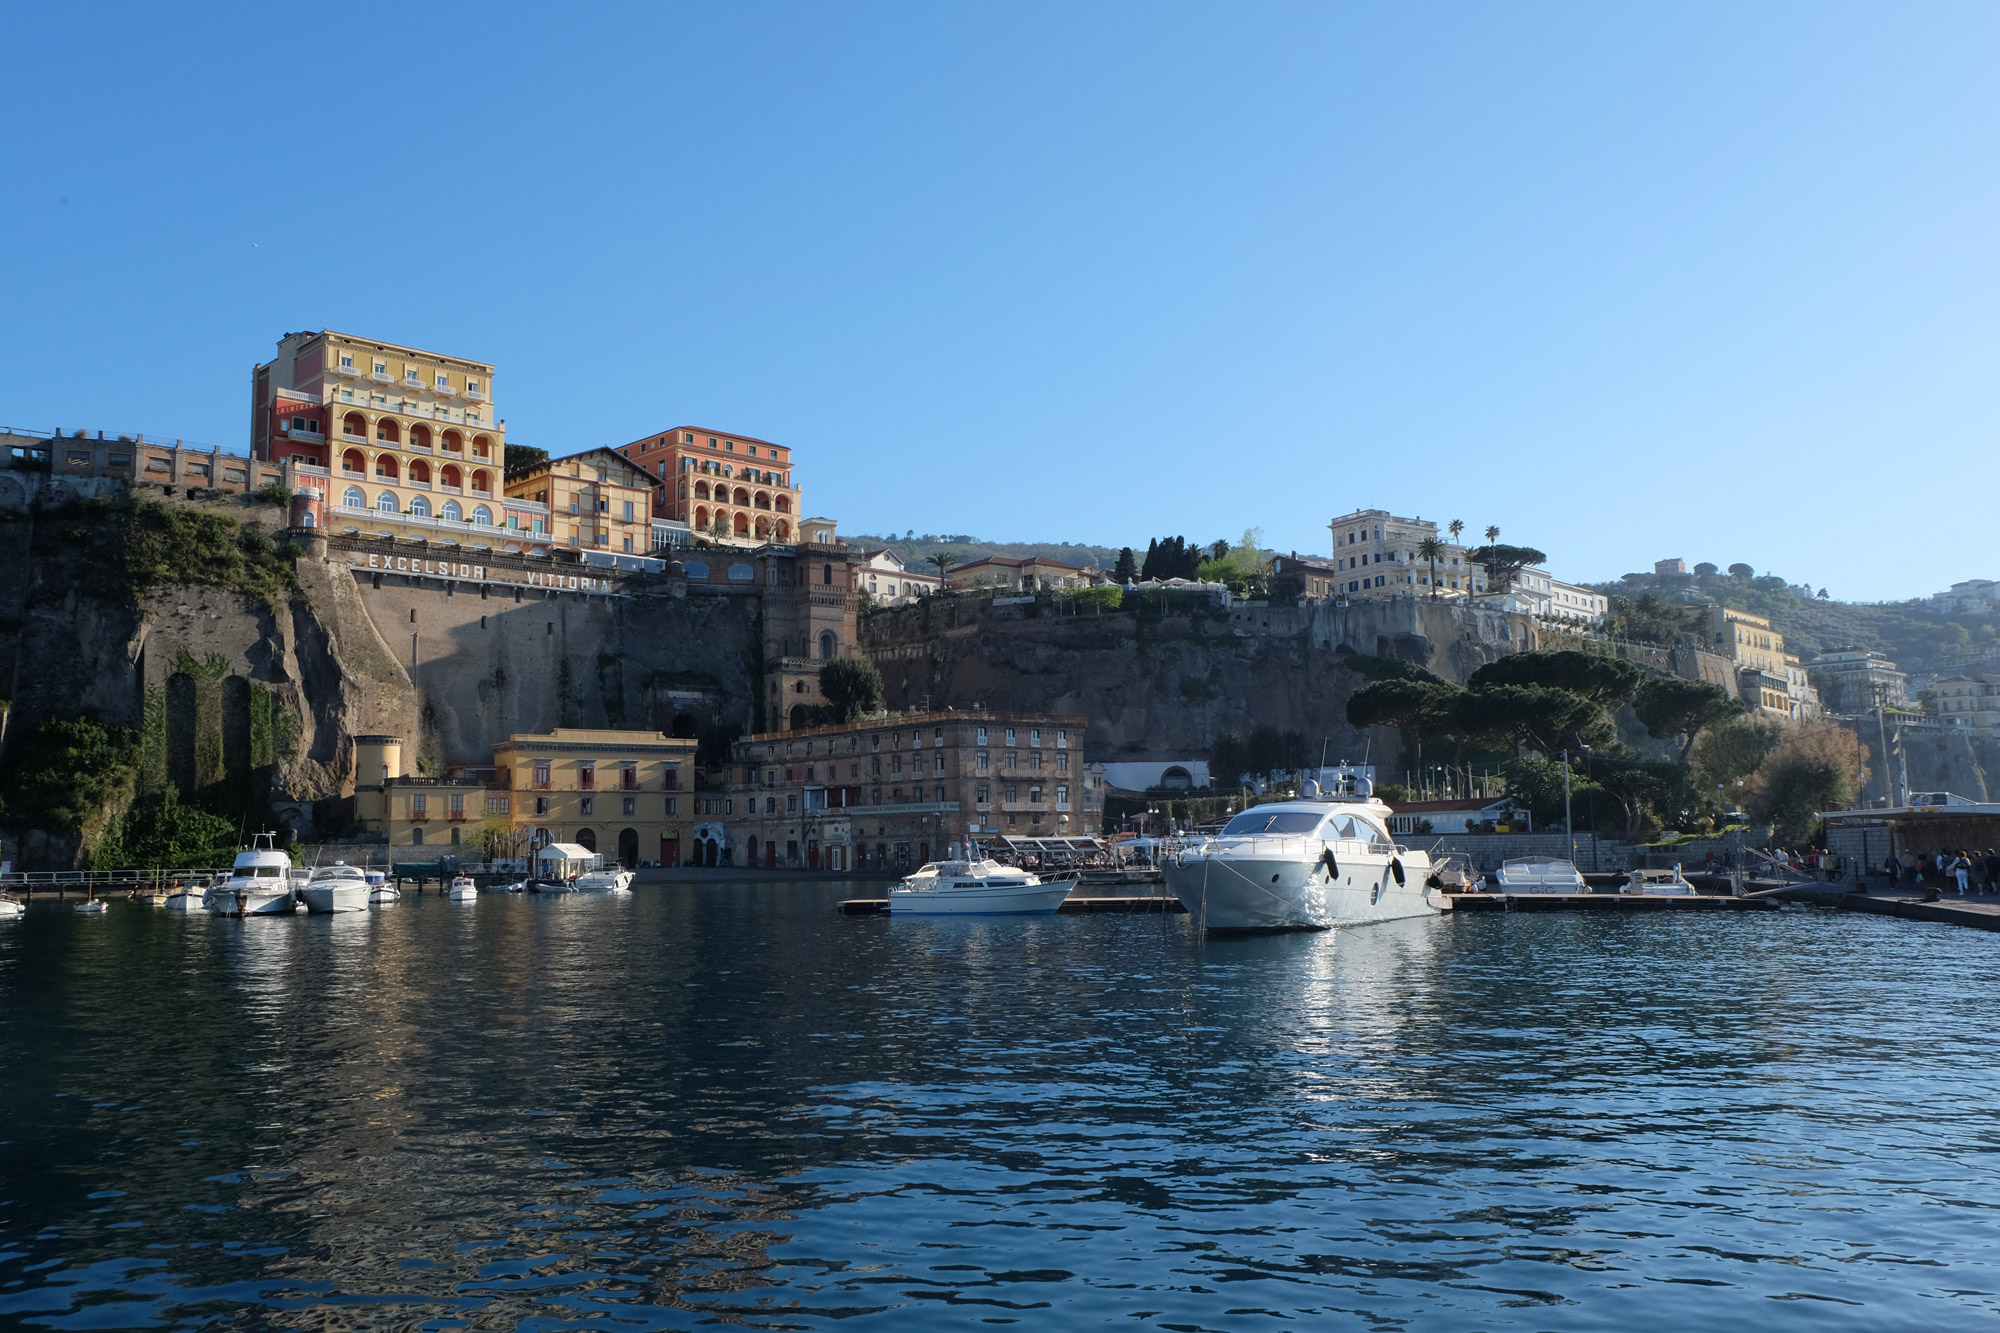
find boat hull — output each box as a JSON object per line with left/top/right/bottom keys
{"left": 1165, "top": 852, "right": 1441, "bottom": 931}
{"left": 888, "top": 881, "right": 1072, "bottom": 915}
{"left": 302, "top": 883, "right": 369, "bottom": 914}
{"left": 204, "top": 886, "right": 296, "bottom": 916}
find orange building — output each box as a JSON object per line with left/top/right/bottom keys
{"left": 618, "top": 425, "right": 801, "bottom": 544}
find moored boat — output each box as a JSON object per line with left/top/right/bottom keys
{"left": 889, "top": 860, "right": 1072, "bottom": 915}
{"left": 1492, "top": 856, "right": 1588, "bottom": 893}
{"left": 1164, "top": 775, "right": 1446, "bottom": 931}
{"left": 573, "top": 866, "right": 635, "bottom": 892}
{"left": 0, "top": 896, "right": 22, "bottom": 919}
{"left": 366, "top": 869, "right": 399, "bottom": 905}
{"left": 447, "top": 875, "right": 479, "bottom": 901}
{"left": 1623, "top": 866, "right": 1697, "bottom": 896}
{"left": 204, "top": 834, "right": 300, "bottom": 916}
{"left": 301, "top": 862, "right": 370, "bottom": 914}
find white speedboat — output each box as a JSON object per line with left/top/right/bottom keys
{"left": 366, "top": 869, "right": 399, "bottom": 904}
{"left": 889, "top": 860, "right": 1072, "bottom": 915}
{"left": 205, "top": 834, "right": 300, "bottom": 916}
{"left": 301, "top": 862, "right": 370, "bottom": 914}
{"left": 1164, "top": 780, "right": 1446, "bottom": 931}
{"left": 1492, "top": 856, "right": 1587, "bottom": 893}
{"left": 573, "top": 866, "right": 635, "bottom": 892}
{"left": 447, "top": 876, "right": 479, "bottom": 901}
{"left": 0, "top": 896, "right": 23, "bottom": 919}
{"left": 1624, "top": 866, "right": 1697, "bottom": 896}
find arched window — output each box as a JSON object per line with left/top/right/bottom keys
{"left": 823, "top": 563, "right": 833, "bottom": 585}
{"left": 754, "top": 490, "right": 771, "bottom": 509}
{"left": 694, "top": 506, "right": 710, "bottom": 529}
{"left": 342, "top": 413, "right": 366, "bottom": 440}
{"left": 376, "top": 455, "right": 399, "bottom": 480}
{"left": 441, "top": 429, "right": 463, "bottom": 453}
{"left": 777, "top": 520, "right": 790, "bottom": 541}
{"left": 733, "top": 512, "right": 750, "bottom": 535}
{"left": 410, "top": 459, "right": 431, "bottom": 483}
{"left": 409, "top": 496, "right": 430, "bottom": 518}
{"left": 754, "top": 516, "right": 770, "bottom": 538}
{"left": 441, "top": 500, "right": 462, "bottom": 522}
{"left": 409, "top": 423, "right": 431, "bottom": 450}
{"left": 732, "top": 487, "right": 750, "bottom": 506}
{"left": 376, "top": 419, "right": 400, "bottom": 443}
{"left": 343, "top": 486, "right": 365, "bottom": 508}
{"left": 471, "top": 434, "right": 492, "bottom": 458}
{"left": 728, "top": 562, "right": 754, "bottom": 580}
{"left": 683, "top": 561, "right": 709, "bottom": 579}
{"left": 341, "top": 448, "right": 365, "bottom": 474}
{"left": 776, "top": 496, "right": 790, "bottom": 513}
{"left": 470, "top": 469, "right": 490, "bottom": 493}
{"left": 300, "top": 509, "right": 316, "bottom": 528}
{"left": 694, "top": 482, "right": 709, "bottom": 500}
{"left": 441, "top": 464, "right": 461, "bottom": 489}
{"left": 819, "top": 631, "right": 837, "bottom": 659}
{"left": 471, "top": 505, "right": 493, "bottom": 526}
{"left": 376, "top": 492, "right": 398, "bottom": 513}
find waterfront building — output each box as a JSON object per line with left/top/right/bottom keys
{"left": 1932, "top": 675, "right": 2000, "bottom": 733}
{"left": 946, "top": 556, "right": 1086, "bottom": 594}
{"left": 857, "top": 549, "right": 943, "bottom": 605}
{"left": 1326, "top": 509, "right": 1487, "bottom": 598}
{"left": 251, "top": 330, "right": 540, "bottom": 549}
{"left": 366, "top": 728, "right": 699, "bottom": 867}
{"left": 616, "top": 426, "right": 801, "bottom": 545}
{"left": 1808, "top": 649, "right": 1910, "bottom": 714}
{"left": 502, "top": 447, "right": 657, "bottom": 555}
{"left": 724, "top": 711, "right": 1093, "bottom": 871}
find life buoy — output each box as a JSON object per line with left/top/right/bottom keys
{"left": 1390, "top": 858, "right": 1406, "bottom": 887}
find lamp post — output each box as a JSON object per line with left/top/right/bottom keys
{"left": 1561, "top": 748, "right": 1573, "bottom": 861}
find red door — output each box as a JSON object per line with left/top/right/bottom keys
{"left": 765, "top": 843, "right": 777, "bottom": 869}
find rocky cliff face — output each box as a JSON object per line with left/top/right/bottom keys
{"left": 863, "top": 595, "right": 1535, "bottom": 762}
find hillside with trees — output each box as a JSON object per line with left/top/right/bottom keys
{"left": 1591, "top": 563, "right": 1993, "bottom": 669}
{"left": 847, "top": 533, "right": 1123, "bottom": 574}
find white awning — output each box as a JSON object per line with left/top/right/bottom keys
{"left": 537, "top": 842, "right": 598, "bottom": 863}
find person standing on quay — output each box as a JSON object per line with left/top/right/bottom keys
{"left": 1884, "top": 854, "right": 1900, "bottom": 887}
{"left": 1955, "top": 851, "right": 1972, "bottom": 896}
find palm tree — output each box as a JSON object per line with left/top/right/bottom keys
{"left": 930, "top": 550, "right": 958, "bottom": 587}
{"left": 1483, "top": 524, "right": 1499, "bottom": 544}
{"left": 1447, "top": 519, "right": 1464, "bottom": 544}
{"left": 1416, "top": 536, "right": 1444, "bottom": 600}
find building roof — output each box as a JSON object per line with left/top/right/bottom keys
{"left": 509, "top": 445, "right": 653, "bottom": 488}
{"left": 953, "top": 554, "right": 1085, "bottom": 573}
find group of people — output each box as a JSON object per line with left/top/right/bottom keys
{"left": 1883, "top": 848, "right": 2000, "bottom": 895}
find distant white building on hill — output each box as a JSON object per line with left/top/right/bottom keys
{"left": 1934, "top": 580, "right": 2000, "bottom": 614}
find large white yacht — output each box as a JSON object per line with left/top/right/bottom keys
{"left": 1164, "top": 774, "right": 1446, "bottom": 931}
{"left": 301, "top": 862, "right": 370, "bottom": 914}
{"left": 889, "top": 860, "right": 1073, "bottom": 915}
{"left": 573, "top": 865, "right": 635, "bottom": 893}
{"left": 204, "top": 834, "right": 299, "bottom": 916}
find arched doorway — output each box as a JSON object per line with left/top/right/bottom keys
{"left": 576, "top": 828, "right": 597, "bottom": 852}
{"left": 790, "top": 703, "right": 812, "bottom": 729}
{"left": 618, "top": 827, "right": 639, "bottom": 868}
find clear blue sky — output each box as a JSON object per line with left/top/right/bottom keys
{"left": 5, "top": 4, "right": 1995, "bottom": 602}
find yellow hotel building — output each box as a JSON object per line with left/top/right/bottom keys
{"left": 361, "top": 729, "right": 701, "bottom": 868}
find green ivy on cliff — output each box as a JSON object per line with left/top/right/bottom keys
{"left": 125, "top": 499, "right": 297, "bottom": 604}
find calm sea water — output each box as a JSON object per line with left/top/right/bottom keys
{"left": 2, "top": 882, "right": 1998, "bottom": 1330}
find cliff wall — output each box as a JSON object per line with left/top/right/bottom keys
{"left": 862, "top": 595, "right": 1536, "bottom": 762}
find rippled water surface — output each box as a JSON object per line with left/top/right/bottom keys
{"left": 3, "top": 882, "right": 1999, "bottom": 1330}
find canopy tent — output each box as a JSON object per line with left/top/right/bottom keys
{"left": 536, "top": 843, "right": 603, "bottom": 870}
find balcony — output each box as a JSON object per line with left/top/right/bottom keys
{"left": 342, "top": 432, "right": 369, "bottom": 445}
{"left": 434, "top": 383, "right": 456, "bottom": 398}
{"left": 407, "top": 440, "right": 432, "bottom": 452}
{"left": 464, "top": 387, "right": 487, "bottom": 402}
{"left": 407, "top": 479, "right": 431, "bottom": 491}
{"left": 370, "top": 370, "right": 392, "bottom": 384}
{"left": 470, "top": 485, "right": 492, "bottom": 496}
{"left": 402, "top": 376, "right": 424, "bottom": 391}
{"left": 408, "top": 810, "right": 430, "bottom": 822}
{"left": 448, "top": 810, "right": 469, "bottom": 821}
{"left": 342, "top": 467, "right": 366, "bottom": 480}
{"left": 336, "top": 363, "right": 363, "bottom": 378}
{"left": 439, "top": 483, "right": 463, "bottom": 495}
{"left": 293, "top": 462, "right": 331, "bottom": 478}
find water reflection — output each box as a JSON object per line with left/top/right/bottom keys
{"left": 1, "top": 890, "right": 1998, "bottom": 1329}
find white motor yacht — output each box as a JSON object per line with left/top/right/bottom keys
{"left": 301, "top": 862, "right": 370, "bottom": 914}
{"left": 1164, "top": 777, "right": 1446, "bottom": 931}
{"left": 889, "top": 860, "right": 1073, "bottom": 915}
{"left": 447, "top": 875, "right": 479, "bottom": 901}
{"left": 204, "top": 834, "right": 300, "bottom": 916}
{"left": 1492, "top": 856, "right": 1588, "bottom": 893}
{"left": 164, "top": 876, "right": 211, "bottom": 913}
{"left": 573, "top": 866, "right": 635, "bottom": 892}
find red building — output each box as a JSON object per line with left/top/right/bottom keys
{"left": 618, "top": 425, "right": 802, "bottom": 544}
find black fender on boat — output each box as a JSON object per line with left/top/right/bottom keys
{"left": 1321, "top": 847, "right": 1339, "bottom": 880}
{"left": 1390, "top": 858, "right": 1406, "bottom": 886}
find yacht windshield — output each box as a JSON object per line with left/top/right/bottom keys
{"left": 1220, "top": 810, "right": 1324, "bottom": 836}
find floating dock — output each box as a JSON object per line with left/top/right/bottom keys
{"left": 1444, "top": 892, "right": 1779, "bottom": 913}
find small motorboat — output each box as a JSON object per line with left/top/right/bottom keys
{"left": 1623, "top": 866, "right": 1698, "bottom": 896}
{"left": 0, "top": 896, "right": 22, "bottom": 920}
{"left": 163, "top": 877, "right": 209, "bottom": 913}
{"left": 302, "top": 862, "right": 370, "bottom": 914}
{"left": 1492, "top": 856, "right": 1587, "bottom": 893}
{"left": 889, "top": 860, "right": 1073, "bottom": 915}
{"left": 74, "top": 888, "right": 108, "bottom": 915}
{"left": 529, "top": 877, "right": 577, "bottom": 894}
{"left": 573, "top": 866, "right": 635, "bottom": 893}
{"left": 447, "top": 875, "right": 479, "bottom": 902}
{"left": 364, "top": 869, "right": 399, "bottom": 904}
